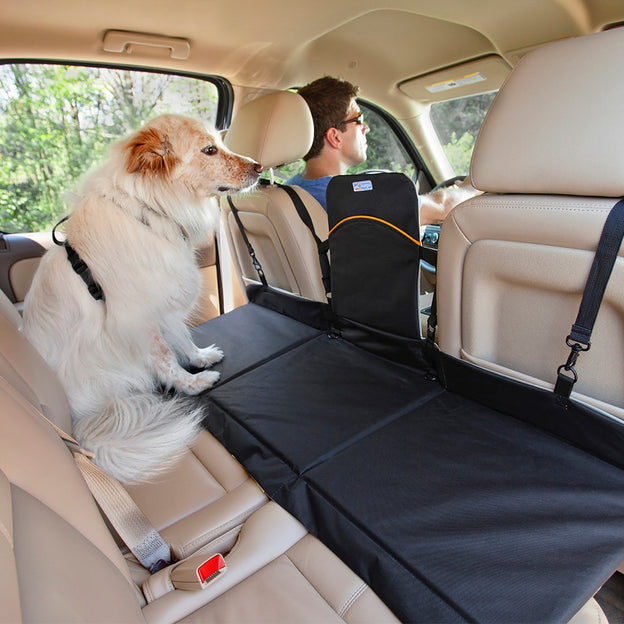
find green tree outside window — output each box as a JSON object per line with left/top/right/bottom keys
{"left": 0, "top": 64, "right": 219, "bottom": 233}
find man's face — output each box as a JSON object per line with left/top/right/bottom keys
{"left": 340, "top": 98, "right": 369, "bottom": 167}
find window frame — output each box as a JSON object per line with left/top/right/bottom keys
{"left": 358, "top": 98, "right": 433, "bottom": 188}
{"left": 0, "top": 58, "right": 234, "bottom": 128}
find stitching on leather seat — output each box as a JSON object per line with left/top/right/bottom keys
{"left": 339, "top": 581, "right": 367, "bottom": 618}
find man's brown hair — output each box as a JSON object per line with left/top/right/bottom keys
{"left": 297, "top": 76, "right": 359, "bottom": 161}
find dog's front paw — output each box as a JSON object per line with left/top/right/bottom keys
{"left": 194, "top": 344, "right": 224, "bottom": 368}
{"left": 179, "top": 369, "right": 220, "bottom": 395}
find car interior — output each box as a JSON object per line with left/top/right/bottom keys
{"left": 2, "top": 1, "right": 624, "bottom": 623}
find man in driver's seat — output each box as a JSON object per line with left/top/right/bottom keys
{"left": 286, "top": 75, "right": 477, "bottom": 225}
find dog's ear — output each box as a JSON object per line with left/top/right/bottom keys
{"left": 125, "top": 127, "right": 180, "bottom": 177}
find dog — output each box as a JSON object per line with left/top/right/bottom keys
{"left": 22, "top": 114, "right": 261, "bottom": 483}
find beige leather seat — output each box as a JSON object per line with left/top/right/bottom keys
{"left": 0, "top": 286, "right": 398, "bottom": 620}
{"left": 436, "top": 27, "right": 624, "bottom": 420}
{"left": 0, "top": 331, "right": 399, "bottom": 621}
{"left": 222, "top": 90, "right": 330, "bottom": 302}
{"left": 0, "top": 295, "right": 267, "bottom": 565}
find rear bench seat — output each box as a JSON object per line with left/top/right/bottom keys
{"left": 0, "top": 297, "right": 267, "bottom": 566}
{"left": 0, "top": 375, "right": 399, "bottom": 622}
{"left": 0, "top": 292, "right": 399, "bottom": 622}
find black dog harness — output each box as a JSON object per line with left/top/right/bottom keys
{"left": 52, "top": 216, "right": 105, "bottom": 302}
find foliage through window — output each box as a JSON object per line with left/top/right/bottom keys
{"left": 0, "top": 64, "right": 220, "bottom": 233}
{"left": 350, "top": 104, "right": 415, "bottom": 178}
{"left": 429, "top": 92, "right": 497, "bottom": 176}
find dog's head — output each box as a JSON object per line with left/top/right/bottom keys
{"left": 124, "top": 114, "right": 262, "bottom": 198}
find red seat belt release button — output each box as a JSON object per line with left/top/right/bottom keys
{"left": 171, "top": 553, "right": 226, "bottom": 591}
{"left": 198, "top": 554, "right": 226, "bottom": 584}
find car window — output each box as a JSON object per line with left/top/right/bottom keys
{"left": 0, "top": 63, "right": 221, "bottom": 233}
{"left": 350, "top": 102, "right": 417, "bottom": 178}
{"left": 429, "top": 91, "right": 497, "bottom": 176}
{"left": 276, "top": 99, "right": 419, "bottom": 182}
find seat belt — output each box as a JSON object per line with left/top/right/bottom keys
{"left": 554, "top": 198, "right": 624, "bottom": 398}
{"left": 277, "top": 183, "right": 331, "bottom": 297}
{"left": 227, "top": 184, "right": 332, "bottom": 298}
{"left": 41, "top": 412, "right": 174, "bottom": 573}
{"left": 227, "top": 195, "right": 268, "bottom": 287}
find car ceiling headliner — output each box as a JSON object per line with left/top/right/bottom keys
{"left": 1, "top": 0, "right": 622, "bottom": 111}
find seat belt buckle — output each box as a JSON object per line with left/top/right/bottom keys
{"left": 170, "top": 553, "right": 226, "bottom": 591}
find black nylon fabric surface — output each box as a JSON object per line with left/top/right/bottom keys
{"left": 302, "top": 393, "right": 624, "bottom": 623}
{"left": 198, "top": 304, "right": 624, "bottom": 624}
{"left": 207, "top": 333, "right": 442, "bottom": 474}
{"left": 191, "top": 302, "right": 322, "bottom": 384}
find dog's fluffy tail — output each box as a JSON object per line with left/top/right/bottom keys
{"left": 72, "top": 393, "right": 203, "bottom": 483}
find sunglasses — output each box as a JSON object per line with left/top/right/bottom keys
{"left": 342, "top": 112, "right": 365, "bottom": 126}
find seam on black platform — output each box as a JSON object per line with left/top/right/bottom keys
{"left": 216, "top": 330, "right": 323, "bottom": 387}
{"left": 300, "top": 384, "right": 445, "bottom": 475}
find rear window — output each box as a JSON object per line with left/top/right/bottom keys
{"left": 429, "top": 91, "right": 496, "bottom": 176}
{"left": 0, "top": 64, "right": 221, "bottom": 233}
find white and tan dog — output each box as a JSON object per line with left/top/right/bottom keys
{"left": 23, "top": 114, "right": 261, "bottom": 483}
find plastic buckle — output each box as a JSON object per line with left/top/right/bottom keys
{"left": 170, "top": 553, "right": 226, "bottom": 591}
{"left": 554, "top": 336, "right": 590, "bottom": 398}
{"left": 566, "top": 335, "right": 591, "bottom": 362}
{"left": 560, "top": 336, "right": 590, "bottom": 377}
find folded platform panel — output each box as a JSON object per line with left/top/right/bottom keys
{"left": 195, "top": 303, "right": 624, "bottom": 623}
{"left": 191, "top": 302, "right": 323, "bottom": 383}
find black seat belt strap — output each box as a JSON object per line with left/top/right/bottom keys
{"left": 227, "top": 196, "right": 268, "bottom": 287}
{"left": 278, "top": 184, "right": 331, "bottom": 297}
{"left": 554, "top": 198, "right": 624, "bottom": 398}
{"left": 426, "top": 288, "right": 437, "bottom": 345}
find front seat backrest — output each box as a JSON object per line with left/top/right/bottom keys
{"left": 436, "top": 27, "right": 624, "bottom": 419}
{"left": 222, "top": 90, "right": 329, "bottom": 301}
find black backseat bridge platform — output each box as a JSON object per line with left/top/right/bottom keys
{"left": 192, "top": 302, "right": 624, "bottom": 623}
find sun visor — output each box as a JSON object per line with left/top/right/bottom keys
{"left": 399, "top": 55, "right": 510, "bottom": 103}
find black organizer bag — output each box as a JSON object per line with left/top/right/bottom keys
{"left": 326, "top": 172, "right": 428, "bottom": 367}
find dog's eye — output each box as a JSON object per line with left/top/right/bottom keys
{"left": 201, "top": 145, "right": 218, "bottom": 156}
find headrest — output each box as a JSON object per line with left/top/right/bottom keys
{"left": 224, "top": 90, "right": 314, "bottom": 170}
{"left": 471, "top": 28, "right": 624, "bottom": 197}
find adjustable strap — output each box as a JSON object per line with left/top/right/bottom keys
{"left": 554, "top": 198, "right": 624, "bottom": 398}
{"left": 227, "top": 196, "right": 268, "bottom": 287}
{"left": 40, "top": 412, "right": 173, "bottom": 573}
{"left": 64, "top": 243, "right": 106, "bottom": 301}
{"left": 278, "top": 183, "right": 331, "bottom": 297}
{"left": 52, "top": 216, "right": 105, "bottom": 302}
{"left": 426, "top": 288, "right": 438, "bottom": 347}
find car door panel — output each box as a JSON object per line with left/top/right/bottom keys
{"left": 0, "top": 232, "right": 50, "bottom": 313}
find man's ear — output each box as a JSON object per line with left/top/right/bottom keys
{"left": 125, "top": 127, "right": 180, "bottom": 177}
{"left": 325, "top": 127, "right": 343, "bottom": 150}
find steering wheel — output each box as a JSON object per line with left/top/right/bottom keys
{"left": 431, "top": 175, "right": 466, "bottom": 192}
